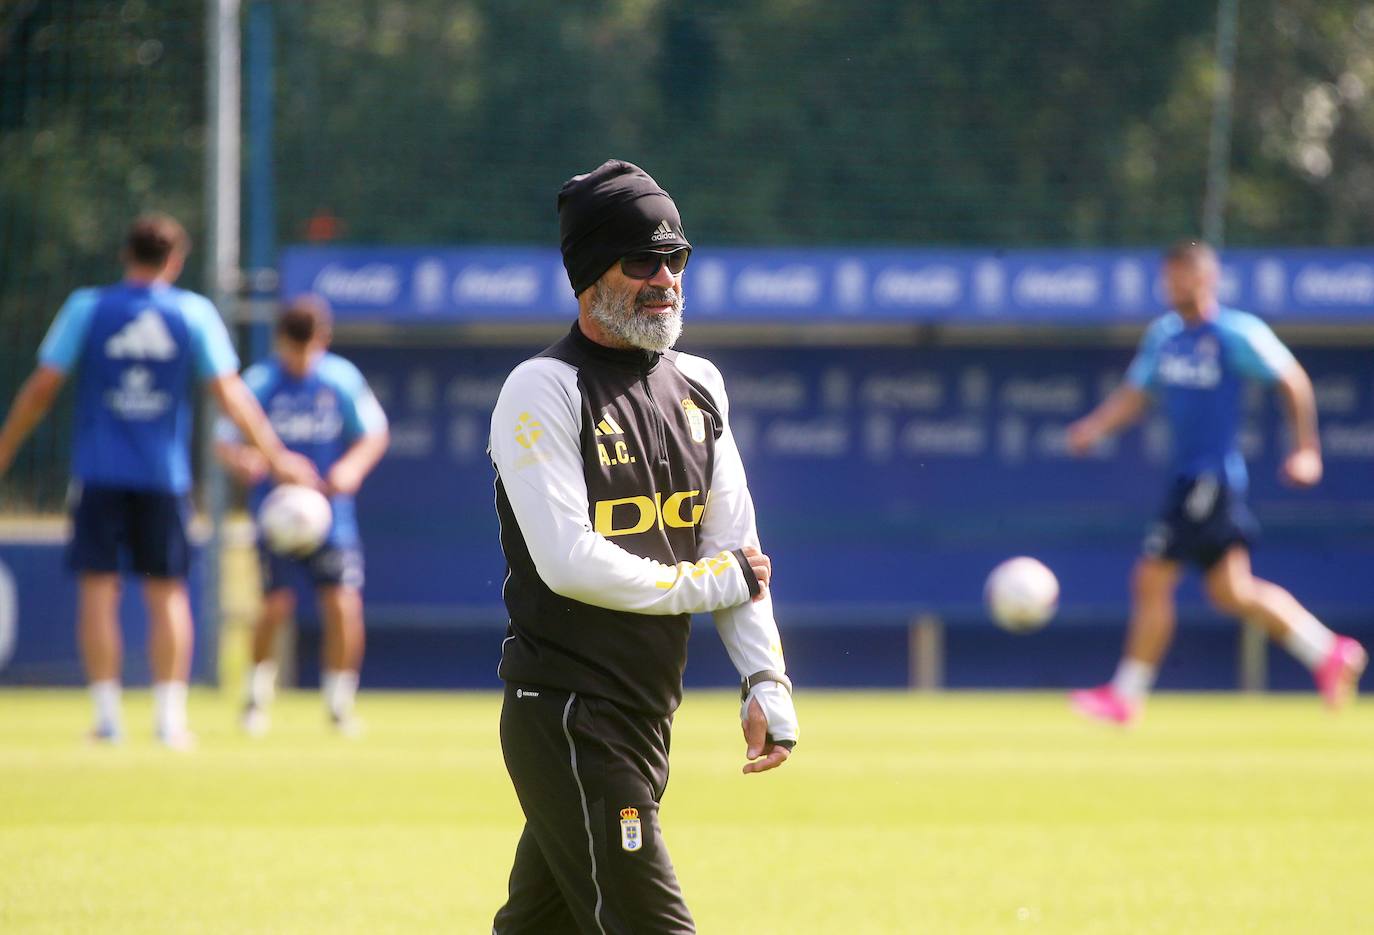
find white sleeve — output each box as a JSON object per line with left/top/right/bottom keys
{"left": 679, "top": 354, "right": 799, "bottom": 745}
{"left": 490, "top": 357, "right": 755, "bottom": 616}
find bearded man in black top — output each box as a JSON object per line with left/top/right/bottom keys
{"left": 489, "top": 160, "right": 799, "bottom": 934}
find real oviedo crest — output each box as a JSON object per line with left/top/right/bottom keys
{"left": 681, "top": 399, "right": 706, "bottom": 444}
{"left": 619, "top": 807, "right": 642, "bottom": 852}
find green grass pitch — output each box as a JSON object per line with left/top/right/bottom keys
{"left": 1, "top": 689, "right": 1371, "bottom": 933}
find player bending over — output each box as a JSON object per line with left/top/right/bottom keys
{"left": 1067, "top": 241, "right": 1366, "bottom": 724}
{"left": 216, "top": 296, "right": 389, "bottom": 736}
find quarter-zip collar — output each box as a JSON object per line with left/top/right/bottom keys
{"left": 568, "top": 321, "right": 661, "bottom": 375}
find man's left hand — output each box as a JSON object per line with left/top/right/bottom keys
{"left": 327, "top": 462, "right": 364, "bottom": 496}
{"left": 1281, "top": 447, "right": 1322, "bottom": 487}
{"left": 740, "top": 545, "right": 771, "bottom": 602}
{"left": 741, "top": 696, "right": 791, "bottom": 775}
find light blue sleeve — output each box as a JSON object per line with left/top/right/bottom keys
{"left": 36, "top": 289, "right": 101, "bottom": 372}
{"left": 215, "top": 363, "right": 274, "bottom": 444}
{"left": 1124, "top": 317, "right": 1173, "bottom": 390}
{"left": 1222, "top": 311, "right": 1296, "bottom": 382}
{"left": 241, "top": 361, "right": 275, "bottom": 402}
{"left": 323, "top": 356, "right": 388, "bottom": 438}
{"left": 182, "top": 293, "right": 240, "bottom": 380}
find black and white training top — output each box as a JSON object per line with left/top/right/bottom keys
{"left": 489, "top": 323, "right": 794, "bottom": 732}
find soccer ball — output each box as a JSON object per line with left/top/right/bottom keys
{"left": 985, "top": 556, "right": 1059, "bottom": 633}
{"left": 257, "top": 484, "right": 332, "bottom": 556}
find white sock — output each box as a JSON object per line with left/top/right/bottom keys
{"left": 90, "top": 680, "right": 122, "bottom": 730}
{"left": 1110, "top": 658, "right": 1157, "bottom": 702}
{"left": 153, "top": 681, "right": 189, "bottom": 737}
{"left": 1281, "top": 613, "right": 1337, "bottom": 671}
{"left": 247, "top": 661, "right": 278, "bottom": 708}
{"left": 323, "top": 670, "right": 358, "bottom": 718}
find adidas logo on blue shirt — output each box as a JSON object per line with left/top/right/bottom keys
{"left": 105, "top": 309, "right": 177, "bottom": 361}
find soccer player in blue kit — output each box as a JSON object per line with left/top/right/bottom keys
{"left": 1067, "top": 241, "right": 1366, "bottom": 724}
{"left": 0, "top": 214, "right": 317, "bottom": 746}
{"left": 216, "top": 295, "right": 389, "bottom": 735}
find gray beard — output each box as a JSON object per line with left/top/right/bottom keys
{"left": 588, "top": 282, "right": 684, "bottom": 352}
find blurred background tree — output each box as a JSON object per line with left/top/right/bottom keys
{"left": 6, "top": 1, "right": 1374, "bottom": 270}
{"left": 4, "top": 0, "right": 1374, "bottom": 510}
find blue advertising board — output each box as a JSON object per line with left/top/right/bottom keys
{"left": 271, "top": 242, "right": 1374, "bottom": 689}
{"left": 282, "top": 245, "right": 1374, "bottom": 322}
{"left": 0, "top": 538, "right": 207, "bottom": 686}
{"left": 342, "top": 338, "right": 1374, "bottom": 632}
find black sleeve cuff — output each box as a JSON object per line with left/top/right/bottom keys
{"left": 732, "top": 547, "right": 762, "bottom": 598}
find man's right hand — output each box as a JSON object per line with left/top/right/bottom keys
{"left": 1065, "top": 417, "right": 1101, "bottom": 456}
{"left": 270, "top": 450, "right": 322, "bottom": 488}
{"left": 741, "top": 545, "right": 771, "bottom": 602}
{"left": 220, "top": 445, "right": 270, "bottom": 486}
{"left": 1281, "top": 447, "right": 1322, "bottom": 487}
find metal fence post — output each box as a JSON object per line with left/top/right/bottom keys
{"left": 1202, "top": 0, "right": 1239, "bottom": 246}
{"left": 201, "top": 0, "right": 242, "bottom": 687}
{"left": 1239, "top": 622, "right": 1268, "bottom": 694}
{"left": 909, "top": 613, "right": 944, "bottom": 692}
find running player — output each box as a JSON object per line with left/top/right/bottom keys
{"left": 1067, "top": 241, "right": 1366, "bottom": 724}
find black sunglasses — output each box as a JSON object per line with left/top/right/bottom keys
{"left": 619, "top": 247, "right": 691, "bottom": 280}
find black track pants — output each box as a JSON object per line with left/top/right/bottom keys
{"left": 492, "top": 683, "right": 695, "bottom": 935}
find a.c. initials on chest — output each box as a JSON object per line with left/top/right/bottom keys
{"left": 585, "top": 384, "right": 714, "bottom": 542}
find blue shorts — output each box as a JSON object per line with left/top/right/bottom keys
{"left": 259, "top": 541, "right": 365, "bottom": 593}
{"left": 68, "top": 485, "right": 191, "bottom": 578}
{"left": 1142, "top": 474, "right": 1258, "bottom": 570}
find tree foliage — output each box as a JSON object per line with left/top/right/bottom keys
{"left": 5, "top": 0, "right": 1374, "bottom": 509}
{"left": 266, "top": 0, "right": 1374, "bottom": 247}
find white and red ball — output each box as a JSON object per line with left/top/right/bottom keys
{"left": 984, "top": 556, "right": 1059, "bottom": 633}
{"left": 257, "top": 484, "right": 332, "bottom": 557}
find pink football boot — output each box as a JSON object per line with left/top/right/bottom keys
{"left": 1070, "top": 684, "right": 1140, "bottom": 726}
{"left": 1315, "top": 636, "right": 1367, "bottom": 711}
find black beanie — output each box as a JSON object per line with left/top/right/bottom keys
{"left": 558, "top": 159, "right": 692, "bottom": 296}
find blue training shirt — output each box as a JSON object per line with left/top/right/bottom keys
{"left": 1125, "top": 307, "right": 1296, "bottom": 492}
{"left": 38, "top": 282, "right": 239, "bottom": 494}
{"left": 220, "top": 352, "right": 387, "bottom": 548}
